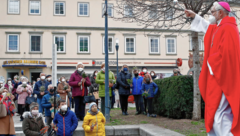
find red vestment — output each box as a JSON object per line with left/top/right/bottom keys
{"left": 199, "top": 16, "right": 240, "bottom": 135}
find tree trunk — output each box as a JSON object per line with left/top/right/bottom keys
{"left": 192, "top": 31, "right": 201, "bottom": 120}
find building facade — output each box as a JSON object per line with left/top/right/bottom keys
{"left": 2, "top": 0, "right": 236, "bottom": 82}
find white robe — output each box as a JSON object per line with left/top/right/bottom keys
{"left": 191, "top": 14, "right": 233, "bottom": 136}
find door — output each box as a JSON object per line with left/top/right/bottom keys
{"left": 7, "top": 72, "right": 19, "bottom": 80}
{"left": 31, "top": 72, "right": 41, "bottom": 83}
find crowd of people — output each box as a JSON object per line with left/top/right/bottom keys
{"left": 0, "top": 62, "right": 179, "bottom": 136}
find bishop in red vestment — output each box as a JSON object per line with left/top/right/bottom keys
{"left": 185, "top": 1, "right": 240, "bottom": 136}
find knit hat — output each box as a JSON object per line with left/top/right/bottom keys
{"left": 89, "top": 102, "right": 97, "bottom": 110}
{"left": 218, "top": 2, "right": 231, "bottom": 12}
{"left": 29, "top": 102, "right": 39, "bottom": 111}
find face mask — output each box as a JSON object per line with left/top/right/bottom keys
{"left": 47, "top": 78, "right": 51, "bottom": 81}
{"left": 143, "top": 69, "right": 147, "bottom": 73}
{"left": 78, "top": 68, "right": 83, "bottom": 72}
{"left": 32, "top": 110, "right": 39, "bottom": 116}
{"left": 151, "top": 73, "right": 154, "bottom": 76}
{"left": 61, "top": 105, "right": 68, "bottom": 111}
{"left": 102, "top": 67, "right": 105, "bottom": 71}
{"left": 41, "top": 76, "right": 45, "bottom": 80}
{"left": 22, "top": 82, "right": 27, "bottom": 84}
{"left": 209, "top": 15, "right": 217, "bottom": 24}
{"left": 2, "top": 92, "right": 6, "bottom": 96}
{"left": 146, "top": 78, "right": 150, "bottom": 83}
{"left": 62, "top": 79, "right": 66, "bottom": 82}
{"left": 134, "top": 73, "right": 139, "bottom": 77}
{"left": 123, "top": 68, "right": 128, "bottom": 71}
{"left": 95, "top": 73, "right": 98, "bottom": 76}
{"left": 8, "top": 81, "right": 11, "bottom": 84}
{"left": 50, "top": 89, "right": 54, "bottom": 93}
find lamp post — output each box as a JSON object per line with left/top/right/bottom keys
{"left": 104, "top": 0, "right": 110, "bottom": 122}
{"left": 115, "top": 38, "right": 119, "bottom": 78}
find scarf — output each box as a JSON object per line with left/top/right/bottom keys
{"left": 89, "top": 109, "right": 99, "bottom": 116}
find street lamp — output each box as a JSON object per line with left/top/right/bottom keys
{"left": 115, "top": 38, "right": 119, "bottom": 78}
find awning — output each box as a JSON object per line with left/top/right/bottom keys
{"left": 2, "top": 65, "right": 47, "bottom": 67}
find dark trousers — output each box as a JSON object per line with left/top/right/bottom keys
{"left": 143, "top": 97, "right": 148, "bottom": 113}
{"left": 18, "top": 104, "right": 25, "bottom": 120}
{"left": 100, "top": 97, "right": 112, "bottom": 116}
{"left": 147, "top": 99, "right": 154, "bottom": 114}
{"left": 74, "top": 96, "right": 85, "bottom": 120}
{"left": 120, "top": 95, "right": 129, "bottom": 112}
{"left": 134, "top": 95, "right": 144, "bottom": 113}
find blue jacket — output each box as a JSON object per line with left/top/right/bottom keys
{"left": 33, "top": 80, "right": 50, "bottom": 98}
{"left": 117, "top": 71, "right": 132, "bottom": 95}
{"left": 53, "top": 110, "right": 78, "bottom": 136}
{"left": 141, "top": 82, "right": 158, "bottom": 98}
{"left": 132, "top": 76, "right": 143, "bottom": 95}
{"left": 41, "top": 93, "right": 60, "bottom": 117}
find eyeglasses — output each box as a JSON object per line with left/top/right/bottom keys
{"left": 211, "top": 10, "right": 220, "bottom": 14}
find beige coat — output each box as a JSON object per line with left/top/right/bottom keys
{"left": 0, "top": 115, "right": 15, "bottom": 135}
{"left": 57, "top": 82, "right": 71, "bottom": 107}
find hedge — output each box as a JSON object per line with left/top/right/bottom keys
{"left": 153, "top": 75, "right": 205, "bottom": 119}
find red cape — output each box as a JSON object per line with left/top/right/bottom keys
{"left": 199, "top": 16, "right": 240, "bottom": 135}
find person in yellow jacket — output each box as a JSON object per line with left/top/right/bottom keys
{"left": 82, "top": 102, "right": 106, "bottom": 136}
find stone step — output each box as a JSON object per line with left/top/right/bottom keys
{"left": 15, "top": 124, "right": 184, "bottom": 136}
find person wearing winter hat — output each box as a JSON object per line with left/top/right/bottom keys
{"left": 22, "top": 102, "right": 46, "bottom": 136}
{"left": 53, "top": 99, "right": 78, "bottom": 136}
{"left": 82, "top": 102, "right": 106, "bottom": 136}
{"left": 46, "top": 75, "right": 52, "bottom": 84}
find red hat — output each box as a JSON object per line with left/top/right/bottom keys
{"left": 218, "top": 2, "right": 231, "bottom": 12}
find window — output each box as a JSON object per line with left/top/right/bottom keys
{"left": 149, "top": 7, "right": 158, "bottom": 19}
{"left": 8, "top": 0, "right": 20, "bottom": 14}
{"left": 124, "top": 5, "right": 133, "bottom": 17}
{"left": 166, "top": 38, "right": 176, "bottom": 54}
{"left": 78, "top": 3, "right": 89, "bottom": 16}
{"left": 165, "top": 8, "right": 173, "bottom": 20}
{"left": 103, "top": 4, "right": 113, "bottom": 17}
{"left": 29, "top": 1, "right": 40, "bottom": 14}
{"left": 54, "top": 2, "right": 65, "bottom": 15}
{"left": 149, "top": 38, "right": 159, "bottom": 54}
{"left": 229, "top": 11, "right": 237, "bottom": 23}
{"left": 78, "top": 36, "right": 89, "bottom": 53}
{"left": 7, "top": 34, "right": 19, "bottom": 52}
{"left": 103, "top": 36, "right": 114, "bottom": 53}
{"left": 125, "top": 37, "right": 135, "bottom": 53}
{"left": 190, "top": 38, "right": 204, "bottom": 51}
{"left": 54, "top": 35, "right": 65, "bottom": 52}
{"left": 30, "top": 35, "right": 41, "bottom": 52}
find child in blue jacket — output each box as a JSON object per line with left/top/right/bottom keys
{"left": 141, "top": 74, "right": 158, "bottom": 118}
{"left": 53, "top": 99, "right": 78, "bottom": 136}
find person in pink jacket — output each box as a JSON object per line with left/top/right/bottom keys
{"left": 16, "top": 77, "right": 33, "bottom": 121}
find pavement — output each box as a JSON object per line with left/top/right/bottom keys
{"left": 13, "top": 102, "right": 185, "bottom": 136}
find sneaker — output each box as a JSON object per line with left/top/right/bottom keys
{"left": 142, "top": 111, "right": 147, "bottom": 115}
{"left": 135, "top": 112, "right": 139, "bottom": 115}
{"left": 147, "top": 113, "right": 150, "bottom": 117}
{"left": 125, "top": 112, "right": 129, "bottom": 115}
{"left": 122, "top": 112, "right": 126, "bottom": 115}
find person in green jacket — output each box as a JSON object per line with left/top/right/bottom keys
{"left": 95, "top": 63, "right": 115, "bottom": 116}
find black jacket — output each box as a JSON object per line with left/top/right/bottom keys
{"left": 117, "top": 71, "right": 132, "bottom": 95}
{"left": 89, "top": 71, "right": 99, "bottom": 93}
